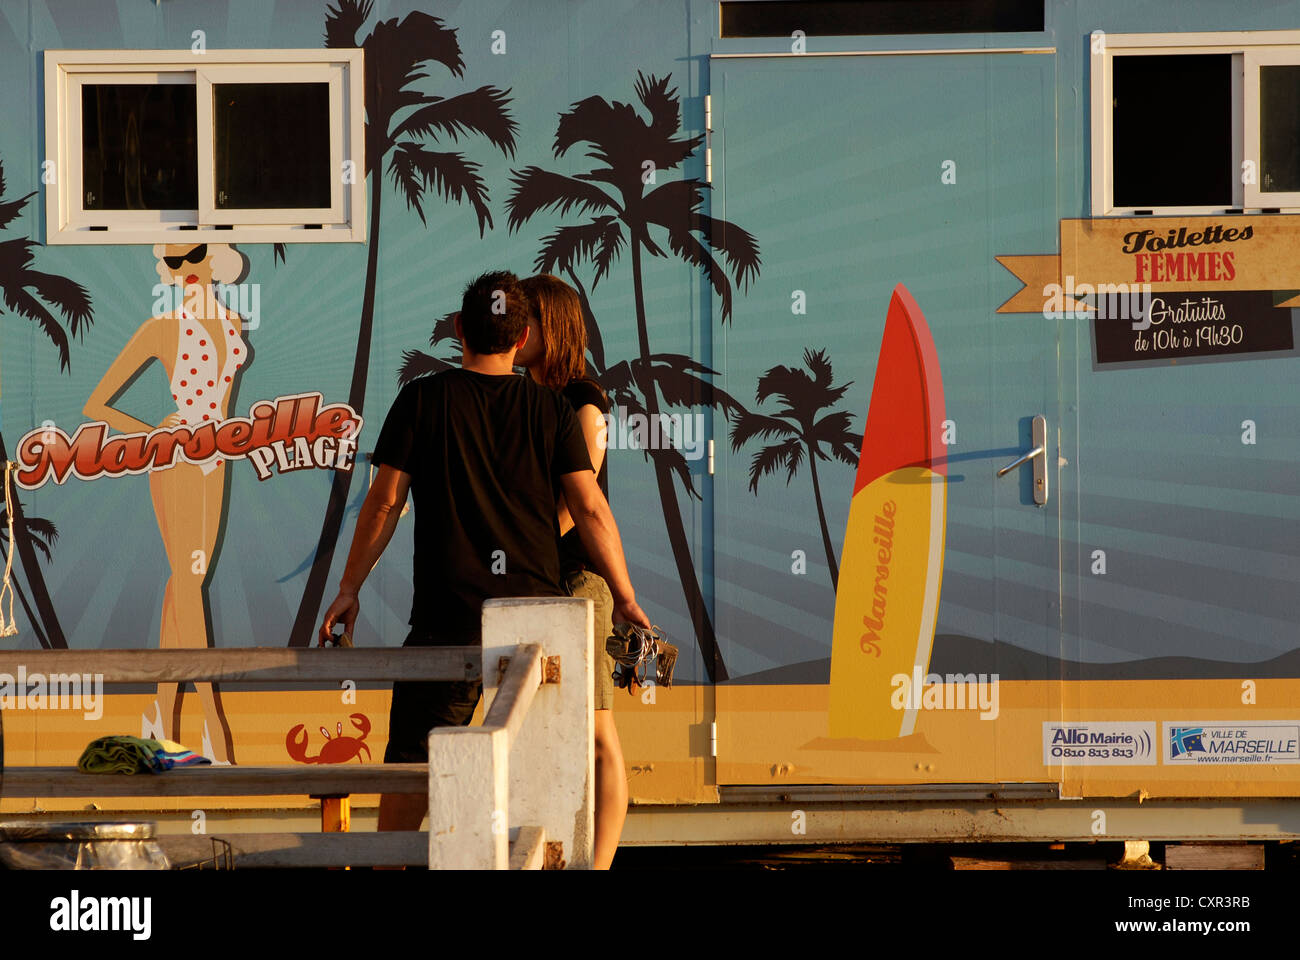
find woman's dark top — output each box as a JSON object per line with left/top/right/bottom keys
{"left": 559, "top": 376, "right": 611, "bottom": 574}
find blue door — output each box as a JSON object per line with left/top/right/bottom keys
{"left": 709, "top": 51, "right": 1064, "bottom": 785}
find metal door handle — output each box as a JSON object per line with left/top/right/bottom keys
{"left": 996, "top": 415, "right": 1048, "bottom": 506}
{"left": 997, "top": 445, "right": 1044, "bottom": 477}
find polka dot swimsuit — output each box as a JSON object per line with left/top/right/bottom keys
{"left": 169, "top": 309, "right": 246, "bottom": 474}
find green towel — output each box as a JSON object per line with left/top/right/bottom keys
{"left": 77, "top": 736, "right": 164, "bottom": 775}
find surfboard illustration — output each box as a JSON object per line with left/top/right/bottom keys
{"left": 829, "top": 284, "right": 946, "bottom": 740}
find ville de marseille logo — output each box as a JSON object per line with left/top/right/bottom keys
{"left": 1169, "top": 727, "right": 1206, "bottom": 758}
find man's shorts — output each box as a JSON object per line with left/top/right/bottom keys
{"left": 383, "top": 627, "right": 482, "bottom": 764}
{"left": 564, "top": 568, "right": 616, "bottom": 710}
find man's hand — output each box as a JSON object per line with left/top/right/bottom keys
{"left": 319, "top": 589, "right": 359, "bottom": 647}
{"left": 613, "top": 598, "right": 651, "bottom": 631}
{"left": 315, "top": 465, "right": 412, "bottom": 647}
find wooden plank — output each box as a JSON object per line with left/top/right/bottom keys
{"left": 951, "top": 857, "right": 1107, "bottom": 870}
{"left": 157, "top": 832, "right": 428, "bottom": 869}
{"left": 159, "top": 830, "right": 544, "bottom": 869}
{"left": 0, "top": 647, "right": 481, "bottom": 683}
{"left": 509, "top": 825, "right": 545, "bottom": 870}
{"left": 1165, "top": 843, "right": 1265, "bottom": 870}
{"left": 3, "top": 764, "right": 429, "bottom": 797}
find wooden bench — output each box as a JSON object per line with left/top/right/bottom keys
{"left": 0, "top": 596, "right": 594, "bottom": 869}
{"left": 0, "top": 646, "right": 471, "bottom": 868}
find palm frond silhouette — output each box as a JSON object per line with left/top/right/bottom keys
{"left": 504, "top": 73, "right": 760, "bottom": 681}
{"left": 731, "top": 348, "right": 858, "bottom": 589}
{"left": 289, "top": 2, "right": 518, "bottom": 646}
{"left": 0, "top": 156, "right": 93, "bottom": 648}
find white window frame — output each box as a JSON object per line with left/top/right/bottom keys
{"left": 1243, "top": 48, "right": 1300, "bottom": 209}
{"left": 1090, "top": 30, "right": 1300, "bottom": 217}
{"left": 45, "top": 49, "right": 365, "bottom": 244}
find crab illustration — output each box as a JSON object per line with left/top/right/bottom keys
{"left": 286, "top": 713, "right": 372, "bottom": 764}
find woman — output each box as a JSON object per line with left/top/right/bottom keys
{"left": 84, "top": 243, "right": 249, "bottom": 763}
{"left": 518, "top": 273, "right": 627, "bottom": 869}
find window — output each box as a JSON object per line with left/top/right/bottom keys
{"left": 46, "top": 50, "right": 365, "bottom": 244}
{"left": 1091, "top": 32, "right": 1300, "bottom": 216}
{"left": 1245, "top": 50, "right": 1300, "bottom": 206}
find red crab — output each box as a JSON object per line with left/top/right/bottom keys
{"left": 286, "top": 713, "right": 372, "bottom": 764}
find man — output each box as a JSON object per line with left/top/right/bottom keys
{"left": 318, "top": 270, "right": 650, "bottom": 832}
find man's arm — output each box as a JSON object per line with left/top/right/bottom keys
{"left": 318, "top": 463, "right": 412, "bottom": 644}
{"left": 559, "top": 468, "right": 651, "bottom": 629}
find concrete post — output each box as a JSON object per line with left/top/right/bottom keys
{"left": 482, "top": 597, "right": 594, "bottom": 869}
{"left": 427, "top": 725, "right": 509, "bottom": 869}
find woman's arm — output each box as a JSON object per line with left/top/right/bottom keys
{"left": 559, "top": 468, "right": 649, "bottom": 628}
{"left": 84, "top": 316, "right": 167, "bottom": 434}
{"left": 558, "top": 402, "right": 607, "bottom": 537}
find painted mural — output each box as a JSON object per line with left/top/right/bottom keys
{"left": 0, "top": 0, "right": 1298, "bottom": 813}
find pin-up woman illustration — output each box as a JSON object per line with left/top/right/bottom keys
{"left": 84, "top": 243, "right": 250, "bottom": 763}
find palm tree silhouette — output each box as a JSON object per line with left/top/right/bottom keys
{"left": 730, "top": 349, "right": 859, "bottom": 590}
{"left": 0, "top": 157, "right": 93, "bottom": 649}
{"left": 288, "top": 1, "right": 519, "bottom": 647}
{"left": 505, "top": 73, "right": 760, "bottom": 682}
{"left": 397, "top": 310, "right": 460, "bottom": 385}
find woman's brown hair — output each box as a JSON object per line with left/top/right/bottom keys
{"left": 520, "top": 273, "right": 589, "bottom": 391}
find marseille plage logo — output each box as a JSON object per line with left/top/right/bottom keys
{"left": 1169, "top": 726, "right": 1206, "bottom": 758}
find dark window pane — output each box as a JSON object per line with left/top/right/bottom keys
{"left": 1112, "top": 54, "right": 1232, "bottom": 207}
{"left": 81, "top": 84, "right": 197, "bottom": 210}
{"left": 213, "top": 82, "right": 331, "bottom": 210}
{"left": 720, "top": 0, "right": 1043, "bottom": 37}
{"left": 1261, "top": 64, "right": 1300, "bottom": 193}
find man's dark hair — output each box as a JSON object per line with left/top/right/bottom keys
{"left": 459, "top": 270, "right": 531, "bottom": 355}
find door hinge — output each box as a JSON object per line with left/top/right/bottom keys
{"left": 710, "top": 721, "right": 718, "bottom": 757}
{"left": 707, "top": 438, "right": 715, "bottom": 475}
{"left": 704, "top": 94, "right": 713, "bottom": 184}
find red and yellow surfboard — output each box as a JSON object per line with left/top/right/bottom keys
{"left": 829, "top": 284, "right": 946, "bottom": 740}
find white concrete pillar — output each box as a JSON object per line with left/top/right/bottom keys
{"left": 482, "top": 597, "right": 594, "bottom": 869}
{"left": 427, "top": 725, "right": 509, "bottom": 869}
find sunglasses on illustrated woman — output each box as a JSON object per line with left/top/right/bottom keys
{"left": 164, "top": 244, "right": 207, "bottom": 270}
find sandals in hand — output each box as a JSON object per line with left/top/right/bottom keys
{"left": 606, "top": 622, "right": 677, "bottom": 693}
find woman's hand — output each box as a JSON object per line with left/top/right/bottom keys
{"left": 613, "top": 598, "right": 651, "bottom": 631}
{"left": 158, "top": 413, "right": 184, "bottom": 429}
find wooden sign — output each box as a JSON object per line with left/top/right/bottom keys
{"left": 997, "top": 215, "right": 1300, "bottom": 314}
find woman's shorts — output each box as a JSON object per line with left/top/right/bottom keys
{"left": 564, "top": 569, "right": 616, "bottom": 710}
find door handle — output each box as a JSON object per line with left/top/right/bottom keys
{"left": 996, "top": 414, "right": 1048, "bottom": 506}
{"left": 996, "top": 446, "right": 1043, "bottom": 476}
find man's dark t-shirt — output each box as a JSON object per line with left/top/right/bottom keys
{"left": 558, "top": 377, "right": 610, "bottom": 574}
{"left": 371, "top": 369, "right": 592, "bottom": 642}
